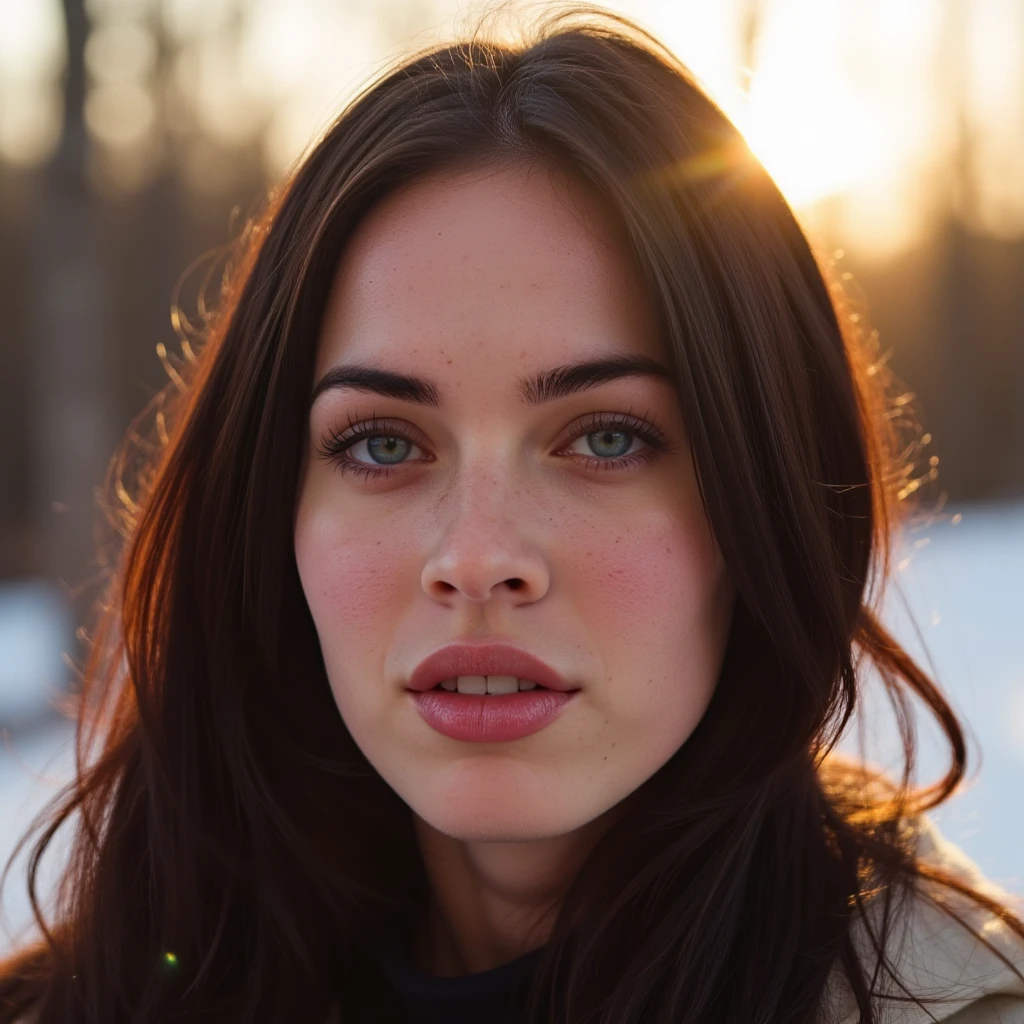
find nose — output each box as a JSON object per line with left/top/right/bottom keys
{"left": 420, "top": 477, "right": 551, "bottom": 607}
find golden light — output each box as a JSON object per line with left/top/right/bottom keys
{"left": 0, "top": 0, "right": 65, "bottom": 166}
{"left": 721, "top": 0, "right": 895, "bottom": 210}
{"left": 85, "top": 82, "right": 155, "bottom": 147}
{"left": 653, "top": 0, "right": 955, "bottom": 260}
{"left": 734, "top": 81, "right": 884, "bottom": 210}
{"left": 0, "top": 0, "right": 64, "bottom": 79}
{"left": 961, "top": 0, "right": 1024, "bottom": 238}
{"left": 0, "top": 84, "right": 64, "bottom": 169}
{"left": 235, "top": 0, "right": 394, "bottom": 177}
{"left": 84, "top": 22, "right": 157, "bottom": 85}
{"left": 179, "top": 36, "right": 265, "bottom": 148}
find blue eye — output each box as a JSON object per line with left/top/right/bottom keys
{"left": 314, "top": 417, "right": 425, "bottom": 478}
{"left": 573, "top": 427, "right": 636, "bottom": 459}
{"left": 315, "top": 411, "right": 671, "bottom": 480}
{"left": 355, "top": 434, "right": 417, "bottom": 465}
{"left": 561, "top": 411, "right": 669, "bottom": 474}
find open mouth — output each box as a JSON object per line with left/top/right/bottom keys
{"left": 432, "top": 676, "right": 548, "bottom": 694}
{"left": 411, "top": 672, "right": 579, "bottom": 742}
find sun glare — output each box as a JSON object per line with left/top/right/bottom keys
{"left": 734, "top": 81, "right": 884, "bottom": 209}
{"left": 635, "top": 0, "right": 960, "bottom": 259}
{"left": 722, "top": 0, "right": 894, "bottom": 209}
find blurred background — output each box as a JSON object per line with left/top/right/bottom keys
{"left": 1, "top": 0, "right": 1022, "bottom": 950}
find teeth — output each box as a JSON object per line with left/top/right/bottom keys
{"left": 437, "top": 676, "right": 541, "bottom": 694}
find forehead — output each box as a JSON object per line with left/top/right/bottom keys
{"left": 315, "top": 159, "right": 665, "bottom": 383}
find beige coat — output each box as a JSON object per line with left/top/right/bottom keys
{"left": 820, "top": 815, "right": 1024, "bottom": 1023}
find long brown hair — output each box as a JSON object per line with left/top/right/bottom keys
{"left": 2, "top": 5, "right": 1021, "bottom": 1022}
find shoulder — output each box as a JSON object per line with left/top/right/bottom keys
{"left": 820, "top": 816, "right": 1024, "bottom": 1024}
{"left": 942, "top": 995, "right": 1024, "bottom": 1023}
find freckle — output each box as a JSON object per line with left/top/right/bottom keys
{"left": 602, "top": 756, "right": 607, "bottom": 761}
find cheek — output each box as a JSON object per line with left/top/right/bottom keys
{"left": 294, "top": 494, "right": 427, "bottom": 737}
{"left": 564, "top": 502, "right": 731, "bottom": 727}
{"left": 293, "top": 496, "right": 416, "bottom": 643}
{"left": 569, "top": 508, "right": 720, "bottom": 642}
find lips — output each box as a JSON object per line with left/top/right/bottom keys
{"left": 407, "top": 641, "right": 579, "bottom": 693}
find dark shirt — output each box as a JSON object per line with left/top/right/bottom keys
{"left": 355, "top": 908, "right": 546, "bottom": 1024}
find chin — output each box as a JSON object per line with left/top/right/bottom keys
{"left": 417, "top": 790, "right": 585, "bottom": 844}
{"left": 427, "top": 814, "right": 571, "bottom": 844}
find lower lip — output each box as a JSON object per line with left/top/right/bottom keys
{"left": 408, "top": 689, "right": 580, "bottom": 742}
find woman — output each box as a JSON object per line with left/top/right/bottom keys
{"left": 2, "top": 6, "right": 1022, "bottom": 1023}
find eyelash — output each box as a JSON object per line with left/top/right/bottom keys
{"left": 314, "top": 408, "right": 673, "bottom": 481}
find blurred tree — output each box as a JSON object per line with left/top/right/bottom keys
{"left": 28, "top": 0, "right": 117, "bottom": 615}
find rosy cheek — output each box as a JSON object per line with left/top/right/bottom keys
{"left": 562, "top": 507, "right": 725, "bottom": 703}
{"left": 574, "top": 518, "right": 710, "bottom": 620}
{"left": 296, "top": 508, "right": 413, "bottom": 637}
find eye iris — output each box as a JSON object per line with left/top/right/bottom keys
{"left": 587, "top": 429, "right": 632, "bottom": 458}
{"left": 366, "top": 436, "right": 410, "bottom": 464}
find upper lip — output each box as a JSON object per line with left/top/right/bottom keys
{"left": 407, "top": 641, "right": 579, "bottom": 692}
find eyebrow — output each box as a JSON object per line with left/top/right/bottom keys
{"left": 310, "top": 354, "right": 674, "bottom": 409}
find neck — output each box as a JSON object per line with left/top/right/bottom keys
{"left": 410, "top": 805, "right": 624, "bottom": 976}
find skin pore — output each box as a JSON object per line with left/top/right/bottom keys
{"left": 293, "top": 158, "right": 737, "bottom": 977}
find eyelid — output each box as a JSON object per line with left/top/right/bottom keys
{"left": 317, "top": 411, "right": 431, "bottom": 453}
{"left": 314, "top": 406, "right": 673, "bottom": 476}
{"left": 554, "top": 407, "right": 670, "bottom": 454}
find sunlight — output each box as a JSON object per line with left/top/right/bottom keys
{"left": 612, "top": 0, "right": 920, "bottom": 262}
{"left": 963, "top": 0, "right": 1024, "bottom": 238}
{"left": 724, "top": 0, "right": 891, "bottom": 208}
{"left": 0, "top": 0, "right": 64, "bottom": 166}
{"left": 0, "top": 0, "right": 63, "bottom": 79}
{"left": 237, "top": 0, "right": 405, "bottom": 175}
{"left": 738, "top": 79, "right": 882, "bottom": 209}
{"left": 619, "top": 0, "right": 884, "bottom": 209}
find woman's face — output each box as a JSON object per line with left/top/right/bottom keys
{"left": 294, "top": 160, "right": 736, "bottom": 843}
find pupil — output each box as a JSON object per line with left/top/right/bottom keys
{"left": 587, "top": 429, "right": 631, "bottom": 458}
{"left": 367, "top": 436, "right": 409, "bottom": 465}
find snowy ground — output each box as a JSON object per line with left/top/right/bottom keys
{"left": 1, "top": 500, "right": 1021, "bottom": 953}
